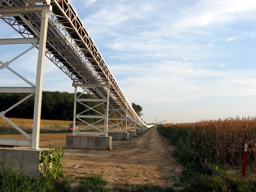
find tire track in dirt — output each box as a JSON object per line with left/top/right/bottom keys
{"left": 62, "top": 127, "right": 183, "bottom": 188}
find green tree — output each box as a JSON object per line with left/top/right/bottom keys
{"left": 132, "top": 103, "right": 143, "bottom": 117}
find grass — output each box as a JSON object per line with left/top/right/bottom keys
{"left": 0, "top": 169, "right": 177, "bottom": 192}
{"left": 75, "top": 174, "right": 110, "bottom": 192}
{"left": 0, "top": 168, "right": 111, "bottom": 192}
{"left": 0, "top": 168, "right": 50, "bottom": 192}
{"left": 113, "top": 183, "right": 175, "bottom": 192}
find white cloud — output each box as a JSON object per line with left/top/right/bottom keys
{"left": 172, "top": 0, "right": 256, "bottom": 29}
{"left": 113, "top": 60, "right": 256, "bottom": 108}
{"left": 226, "top": 37, "right": 238, "bottom": 42}
{"left": 142, "top": 4, "right": 155, "bottom": 12}
{"left": 221, "top": 62, "right": 227, "bottom": 67}
{"left": 84, "top": 0, "right": 98, "bottom": 7}
{"left": 82, "top": 1, "right": 158, "bottom": 38}
{"left": 80, "top": 1, "right": 256, "bottom": 66}
{"left": 123, "top": 73, "right": 256, "bottom": 104}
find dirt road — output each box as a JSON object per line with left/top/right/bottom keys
{"left": 61, "top": 127, "right": 183, "bottom": 188}
{"left": 1, "top": 127, "right": 183, "bottom": 188}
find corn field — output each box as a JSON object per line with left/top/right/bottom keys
{"left": 161, "top": 117, "right": 256, "bottom": 167}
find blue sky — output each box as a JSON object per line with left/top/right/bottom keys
{"left": 1, "top": 0, "right": 256, "bottom": 123}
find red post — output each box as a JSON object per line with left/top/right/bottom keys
{"left": 242, "top": 141, "right": 248, "bottom": 179}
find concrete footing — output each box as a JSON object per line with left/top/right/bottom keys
{"left": 136, "top": 127, "right": 148, "bottom": 135}
{"left": 0, "top": 148, "right": 41, "bottom": 177}
{"left": 136, "top": 128, "right": 144, "bottom": 135}
{"left": 136, "top": 128, "right": 143, "bottom": 135}
{"left": 129, "top": 129, "right": 137, "bottom": 138}
{"left": 108, "top": 131, "right": 129, "bottom": 141}
{"left": 66, "top": 135, "right": 112, "bottom": 150}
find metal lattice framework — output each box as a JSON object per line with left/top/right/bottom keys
{"left": 0, "top": 0, "right": 149, "bottom": 149}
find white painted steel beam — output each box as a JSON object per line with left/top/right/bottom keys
{"left": 72, "top": 86, "right": 77, "bottom": 136}
{"left": 18, "top": 14, "right": 40, "bottom": 37}
{"left": 107, "top": 108, "right": 127, "bottom": 131}
{"left": 108, "top": 118, "right": 125, "bottom": 121}
{"left": 77, "top": 98, "right": 106, "bottom": 102}
{"left": 104, "top": 86, "right": 110, "bottom": 136}
{"left": 1, "top": 116, "right": 32, "bottom": 140}
{"left": 74, "top": 132, "right": 105, "bottom": 136}
{"left": 32, "top": 5, "right": 50, "bottom": 150}
{"left": 25, "top": 0, "right": 50, "bottom": 4}
{"left": 0, "top": 46, "right": 35, "bottom": 70}
{"left": 0, "top": 38, "right": 38, "bottom": 45}
{"left": 0, "top": 94, "right": 33, "bottom": 116}
{"left": 76, "top": 115, "right": 105, "bottom": 119}
{"left": 125, "top": 113, "right": 128, "bottom": 133}
{"left": 0, "top": 5, "right": 52, "bottom": 15}
{"left": 76, "top": 117, "right": 104, "bottom": 132}
{"left": 109, "top": 108, "right": 124, "bottom": 111}
{"left": 6, "top": 66, "right": 35, "bottom": 87}
{"left": 0, "top": 87, "right": 35, "bottom": 93}
{"left": 0, "top": 139, "right": 31, "bottom": 146}
{"left": 73, "top": 83, "right": 110, "bottom": 88}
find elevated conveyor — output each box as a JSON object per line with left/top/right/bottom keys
{"left": 0, "top": 0, "right": 150, "bottom": 149}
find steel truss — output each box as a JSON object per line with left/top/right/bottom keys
{"left": 72, "top": 81, "right": 129, "bottom": 136}
{"left": 72, "top": 83, "right": 110, "bottom": 136}
{"left": 0, "top": 0, "right": 149, "bottom": 148}
{"left": 108, "top": 108, "right": 128, "bottom": 132}
{"left": 0, "top": 1, "right": 51, "bottom": 149}
{"left": 47, "top": 0, "right": 148, "bottom": 129}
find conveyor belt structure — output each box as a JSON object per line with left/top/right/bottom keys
{"left": 0, "top": 0, "right": 149, "bottom": 128}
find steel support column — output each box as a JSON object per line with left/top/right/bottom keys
{"left": 72, "top": 86, "right": 77, "bottom": 136}
{"left": 0, "top": 3, "right": 51, "bottom": 149}
{"left": 31, "top": 6, "right": 50, "bottom": 150}
{"left": 104, "top": 86, "right": 110, "bottom": 136}
{"left": 125, "top": 111, "right": 128, "bottom": 133}
{"left": 108, "top": 108, "right": 127, "bottom": 131}
{"left": 72, "top": 83, "right": 110, "bottom": 136}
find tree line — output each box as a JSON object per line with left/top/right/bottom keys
{"left": 0, "top": 91, "right": 83, "bottom": 120}
{"left": 0, "top": 91, "right": 143, "bottom": 120}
